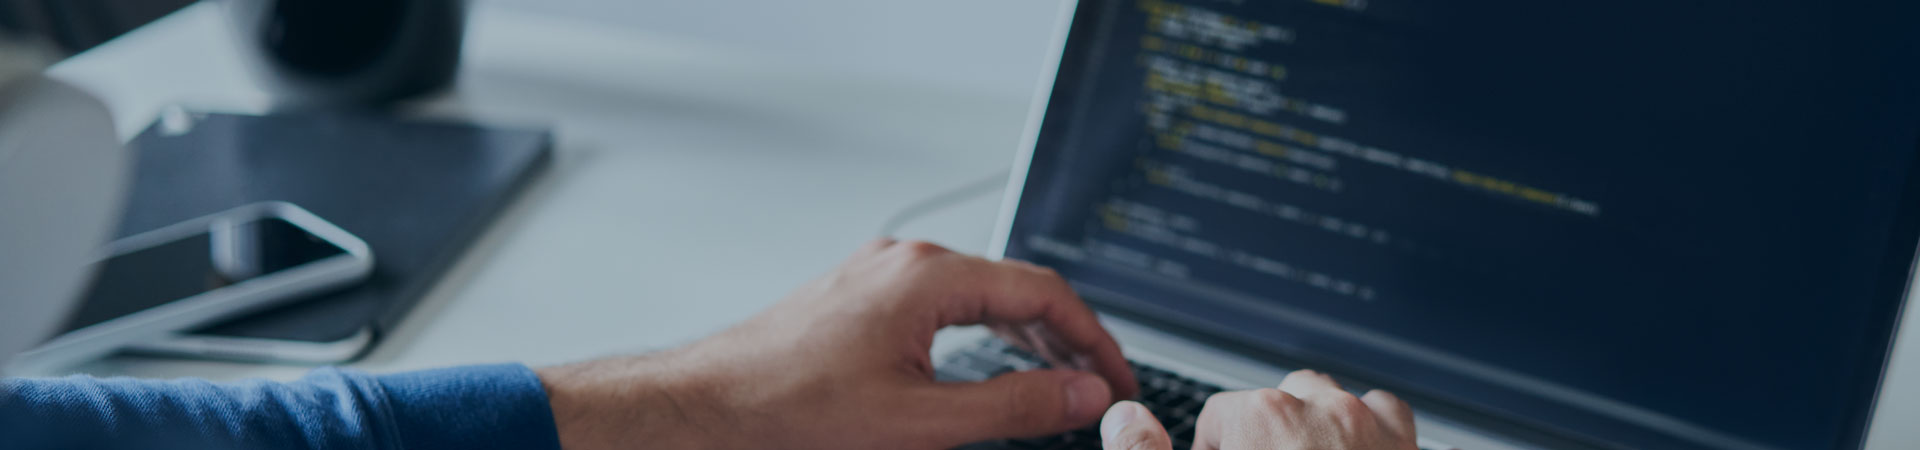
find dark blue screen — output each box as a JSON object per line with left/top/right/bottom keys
{"left": 1004, "top": 1, "right": 1920, "bottom": 448}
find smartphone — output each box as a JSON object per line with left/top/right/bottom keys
{"left": 125, "top": 325, "right": 377, "bottom": 365}
{"left": 9, "top": 202, "right": 373, "bottom": 372}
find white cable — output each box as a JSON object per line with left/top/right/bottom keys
{"left": 878, "top": 168, "right": 1012, "bottom": 237}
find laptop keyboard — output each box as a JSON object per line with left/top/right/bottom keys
{"left": 937, "top": 338, "right": 1456, "bottom": 450}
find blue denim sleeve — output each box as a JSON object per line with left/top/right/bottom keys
{"left": 0, "top": 363, "right": 562, "bottom": 450}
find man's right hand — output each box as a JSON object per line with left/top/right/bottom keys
{"left": 1100, "top": 369, "right": 1419, "bottom": 450}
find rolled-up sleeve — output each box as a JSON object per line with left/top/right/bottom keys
{"left": 0, "top": 363, "right": 562, "bottom": 450}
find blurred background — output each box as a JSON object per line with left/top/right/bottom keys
{"left": 0, "top": 0, "right": 192, "bottom": 54}
{"left": 2, "top": 0, "right": 1065, "bottom": 95}
{"left": 5, "top": 0, "right": 1073, "bottom": 378}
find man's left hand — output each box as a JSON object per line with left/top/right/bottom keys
{"left": 536, "top": 239, "right": 1139, "bottom": 450}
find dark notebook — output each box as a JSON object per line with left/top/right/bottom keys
{"left": 113, "top": 110, "right": 552, "bottom": 358}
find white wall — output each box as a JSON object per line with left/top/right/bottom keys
{"left": 480, "top": 0, "right": 1069, "bottom": 96}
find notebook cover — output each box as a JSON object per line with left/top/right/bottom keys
{"left": 112, "top": 110, "right": 552, "bottom": 355}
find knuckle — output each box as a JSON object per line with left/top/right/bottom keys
{"left": 1201, "top": 391, "right": 1233, "bottom": 412}
{"left": 1324, "top": 395, "right": 1373, "bottom": 433}
{"left": 1281, "top": 369, "right": 1320, "bottom": 385}
{"left": 1327, "top": 393, "right": 1369, "bottom": 415}
{"left": 896, "top": 240, "right": 950, "bottom": 259}
{"left": 1254, "top": 388, "right": 1300, "bottom": 411}
{"left": 1198, "top": 391, "right": 1251, "bottom": 424}
{"left": 1363, "top": 389, "right": 1407, "bottom": 410}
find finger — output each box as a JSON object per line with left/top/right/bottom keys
{"left": 1191, "top": 392, "right": 1236, "bottom": 450}
{"left": 1362, "top": 390, "right": 1417, "bottom": 441}
{"left": 1278, "top": 369, "right": 1347, "bottom": 403}
{"left": 1102, "top": 401, "right": 1173, "bottom": 450}
{"left": 909, "top": 369, "right": 1114, "bottom": 446}
{"left": 930, "top": 256, "right": 1138, "bottom": 400}
{"left": 1193, "top": 389, "right": 1286, "bottom": 450}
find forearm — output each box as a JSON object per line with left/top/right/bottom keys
{"left": 536, "top": 352, "right": 731, "bottom": 450}
{"left": 1, "top": 364, "right": 561, "bottom": 450}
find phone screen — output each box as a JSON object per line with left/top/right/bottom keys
{"left": 58, "top": 217, "right": 348, "bottom": 334}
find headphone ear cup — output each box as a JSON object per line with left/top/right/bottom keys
{"left": 257, "top": 0, "right": 409, "bottom": 78}
{"left": 225, "top": 0, "right": 468, "bottom": 108}
{"left": 0, "top": 73, "right": 129, "bottom": 371}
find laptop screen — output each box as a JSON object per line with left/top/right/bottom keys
{"left": 998, "top": 1, "right": 1920, "bottom": 448}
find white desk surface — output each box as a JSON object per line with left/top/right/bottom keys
{"left": 39, "top": 1, "right": 1920, "bottom": 448}
{"left": 45, "top": 0, "right": 1035, "bottom": 379}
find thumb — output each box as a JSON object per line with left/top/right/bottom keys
{"left": 1101, "top": 401, "right": 1173, "bottom": 450}
{"left": 919, "top": 369, "right": 1112, "bottom": 444}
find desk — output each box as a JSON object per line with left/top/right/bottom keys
{"left": 41, "top": 2, "right": 1920, "bottom": 449}
{"left": 45, "top": 0, "right": 1032, "bottom": 379}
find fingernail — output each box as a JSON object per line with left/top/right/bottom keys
{"left": 1065, "top": 374, "right": 1111, "bottom": 424}
{"left": 1100, "top": 401, "right": 1146, "bottom": 441}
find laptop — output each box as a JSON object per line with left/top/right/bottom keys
{"left": 936, "top": 1, "right": 1920, "bottom": 449}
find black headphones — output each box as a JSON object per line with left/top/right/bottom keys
{"left": 227, "top": 0, "right": 468, "bottom": 108}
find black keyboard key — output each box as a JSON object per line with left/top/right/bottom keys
{"left": 1167, "top": 421, "right": 1196, "bottom": 441}
{"left": 1007, "top": 435, "right": 1062, "bottom": 449}
{"left": 941, "top": 338, "right": 1266, "bottom": 450}
{"left": 1046, "top": 440, "right": 1101, "bottom": 450}
{"left": 1173, "top": 396, "right": 1206, "bottom": 413}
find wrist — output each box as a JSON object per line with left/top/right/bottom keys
{"left": 537, "top": 353, "right": 735, "bottom": 450}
